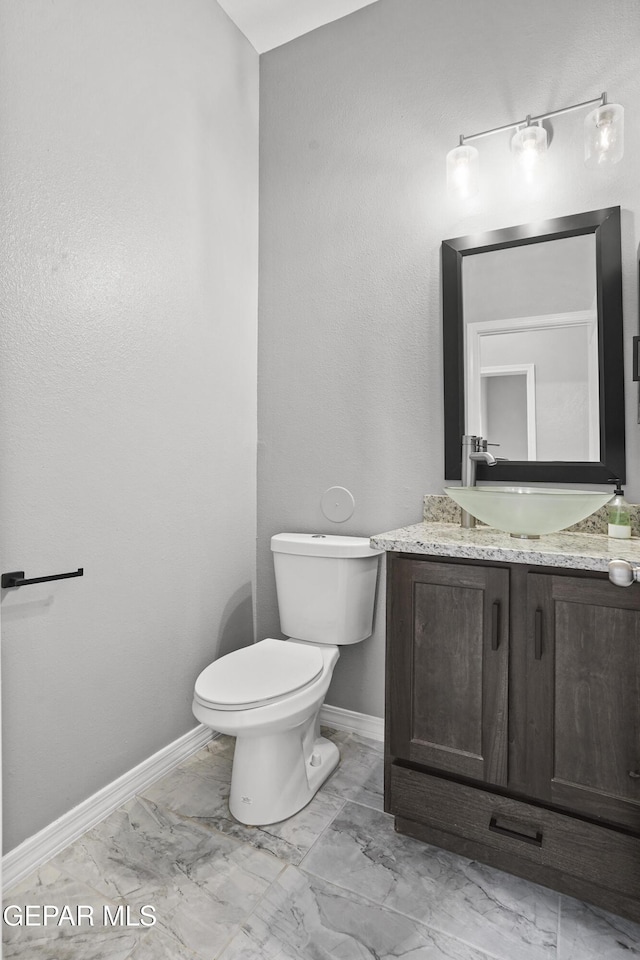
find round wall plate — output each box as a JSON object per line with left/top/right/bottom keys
{"left": 320, "top": 486, "right": 355, "bottom": 522}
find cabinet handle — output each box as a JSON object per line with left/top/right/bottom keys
{"left": 629, "top": 770, "right": 640, "bottom": 779}
{"left": 534, "top": 608, "right": 543, "bottom": 661}
{"left": 491, "top": 601, "right": 500, "bottom": 651}
{"left": 489, "top": 815, "right": 543, "bottom": 847}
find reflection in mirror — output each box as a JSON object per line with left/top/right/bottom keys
{"left": 442, "top": 206, "right": 625, "bottom": 484}
{"left": 463, "top": 235, "right": 599, "bottom": 461}
{"left": 481, "top": 369, "right": 535, "bottom": 461}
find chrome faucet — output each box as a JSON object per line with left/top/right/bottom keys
{"left": 460, "top": 435, "right": 503, "bottom": 528}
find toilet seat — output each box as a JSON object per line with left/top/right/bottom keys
{"left": 194, "top": 638, "right": 324, "bottom": 711}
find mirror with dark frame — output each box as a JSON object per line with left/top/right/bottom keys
{"left": 442, "top": 206, "right": 626, "bottom": 484}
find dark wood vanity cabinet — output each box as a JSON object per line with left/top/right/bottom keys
{"left": 387, "top": 558, "right": 510, "bottom": 785}
{"left": 385, "top": 552, "right": 640, "bottom": 923}
{"left": 526, "top": 573, "right": 640, "bottom": 833}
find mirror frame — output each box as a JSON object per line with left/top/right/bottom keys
{"left": 442, "top": 206, "right": 625, "bottom": 484}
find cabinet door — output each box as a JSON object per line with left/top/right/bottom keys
{"left": 527, "top": 574, "right": 640, "bottom": 831}
{"left": 387, "top": 556, "right": 509, "bottom": 785}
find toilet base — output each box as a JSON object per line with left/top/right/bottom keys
{"left": 229, "top": 726, "right": 339, "bottom": 825}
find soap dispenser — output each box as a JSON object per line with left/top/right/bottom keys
{"left": 608, "top": 483, "right": 631, "bottom": 539}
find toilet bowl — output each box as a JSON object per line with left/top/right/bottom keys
{"left": 193, "top": 533, "right": 382, "bottom": 825}
{"left": 193, "top": 639, "right": 340, "bottom": 824}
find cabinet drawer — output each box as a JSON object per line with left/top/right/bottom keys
{"left": 390, "top": 764, "right": 640, "bottom": 896}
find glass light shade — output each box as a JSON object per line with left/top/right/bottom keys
{"left": 510, "top": 124, "right": 548, "bottom": 183}
{"left": 584, "top": 102, "right": 624, "bottom": 167}
{"left": 446, "top": 144, "right": 479, "bottom": 199}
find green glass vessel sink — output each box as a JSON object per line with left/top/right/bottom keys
{"left": 444, "top": 486, "right": 614, "bottom": 538}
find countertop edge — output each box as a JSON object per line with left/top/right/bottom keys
{"left": 370, "top": 522, "right": 640, "bottom": 572}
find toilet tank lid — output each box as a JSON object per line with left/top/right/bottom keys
{"left": 271, "top": 533, "right": 383, "bottom": 558}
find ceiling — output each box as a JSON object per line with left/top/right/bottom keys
{"left": 216, "top": 0, "right": 379, "bottom": 53}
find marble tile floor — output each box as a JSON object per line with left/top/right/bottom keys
{"left": 3, "top": 727, "right": 639, "bottom": 960}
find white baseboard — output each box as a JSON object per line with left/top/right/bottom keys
{"left": 3, "top": 707, "right": 383, "bottom": 893}
{"left": 3, "top": 724, "right": 214, "bottom": 895}
{"left": 320, "top": 704, "right": 384, "bottom": 742}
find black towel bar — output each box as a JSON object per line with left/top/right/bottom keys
{"left": 1, "top": 568, "right": 84, "bottom": 588}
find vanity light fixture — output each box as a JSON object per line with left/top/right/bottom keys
{"left": 445, "top": 141, "right": 480, "bottom": 199}
{"left": 446, "top": 92, "right": 624, "bottom": 200}
{"left": 584, "top": 98, "right": 624, "bottom": 167}
{"left": 510, "top": 121, "right": 548, "bottom": 183}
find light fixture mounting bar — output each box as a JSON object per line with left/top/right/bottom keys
{"left": 459, "top": 93, "right": 607, "bottom": 145}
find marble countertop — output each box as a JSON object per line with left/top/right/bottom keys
{"left": 370, "top": 521, "right": 640, "bottom": 572}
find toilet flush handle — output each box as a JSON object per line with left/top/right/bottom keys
{"left": 608, "top": 559, "right": 640, "bottom": 587}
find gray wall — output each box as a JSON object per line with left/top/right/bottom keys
{"left": 257, "top": 0, "right": 640, "bottom": 718}
{"left": 0, "top": 0, "right": 258, "bottom": 851}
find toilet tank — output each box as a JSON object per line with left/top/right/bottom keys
{"left": 271, "top": 534, "right": 383, "bottom": 645}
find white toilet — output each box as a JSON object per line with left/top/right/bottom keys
{"left": 192, "top": 533, "right": 382, "bottom": 825}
